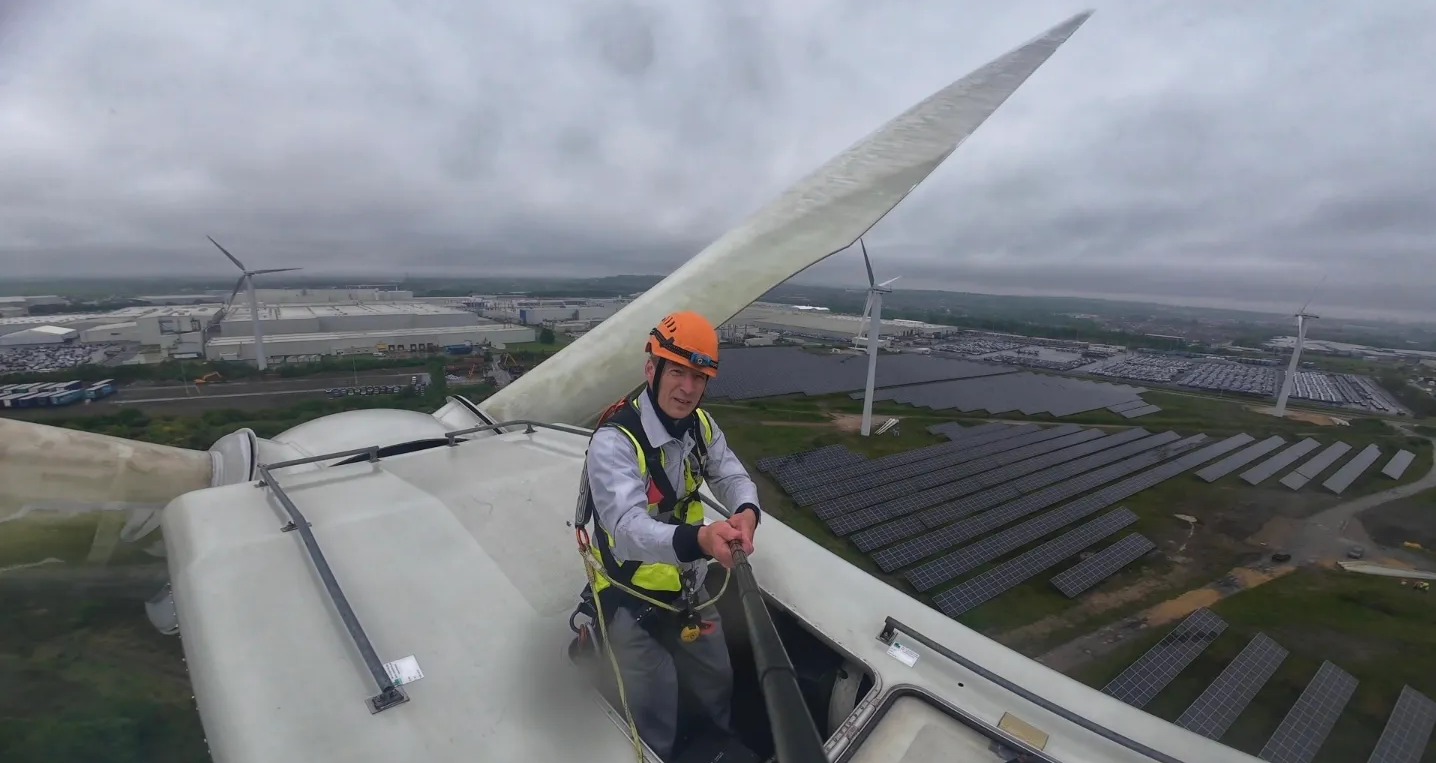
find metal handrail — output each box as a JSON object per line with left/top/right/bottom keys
{"left": 878, "top": 617, "right": 1184, "bottom": 763}
{"left": 256, "top": 460, "right": 408, "bottom": 714}
{"left": 249, "top": 417, "right": 596, "bottom": 714}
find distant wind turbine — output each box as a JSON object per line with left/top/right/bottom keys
{"left": 207, "top": 236, "right": 301, "bottom": 371}
{"left": 1272, "top": 279, "right": 1323, "bottom": 418}
{"left": 854, "top": 239, "right": 900, "bottom": 436}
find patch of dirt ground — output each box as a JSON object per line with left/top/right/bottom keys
{"left": 1246, "top": 405, "right": 1348, "bottom": 426}
{"left": 1035, "top": 564, "right": 1297, "bottom": 671}
{"left": 830, "top": 413, "right": 864, "bottom": 433}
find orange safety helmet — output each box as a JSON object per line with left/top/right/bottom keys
{"left": 645, "top": 311, "right": 720, "bottom": 378}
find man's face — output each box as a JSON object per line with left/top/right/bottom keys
{"left": 646, "top": 357, "right": 708, "bottom": 419}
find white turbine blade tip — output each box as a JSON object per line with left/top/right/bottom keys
{"left": 478, "top": 10, "right": 1095, "bottom": 427}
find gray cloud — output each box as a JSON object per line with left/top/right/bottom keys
{"left": 1, "top": 1, "right": 1434, "bottom": 322}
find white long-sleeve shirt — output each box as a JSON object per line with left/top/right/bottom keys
{"left": 584, "top": 395, "right": 760, "bottom": 577}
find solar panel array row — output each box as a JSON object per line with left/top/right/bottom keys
{"left": 806, "top": 426, "right": 1099, "bottom": 516}
{"left": 1119, "top": 404, "right": 1163, "bottom": 419}
{"left": 1106, "top": 399, "right": 1149, "bottom": 413}
{"left": 868, "top": 371, "right": 1148, "bottom": 418}
{"left": 757, "top": 445, "right": 864, "bottom": 488}
{"left": 851, "top": 429, "right": 1182, "bottom": 555}
{"left": 782, "top": 423, "right": 1024, "bottom": 497}
{"left": 1382, "top": 450, "right": 1417, "bottom": 480}
{"left": 705, "top": 346, "right": 1012, "bottom": 401}
{"left": 1241, "top": 438, "right": 1322, "bottom": 485}
{"left": 1260, "top": 661, "right": 1358, "bottom": 763}
{"left": 1103, "top": 608, "right": 1228, "bottom": 708}
{"left": 842, "top": 431, "right": 1204, "bottom": 547}
{"left": 1280, "top": 442, "right": 1354, "bottom": 490}
{"left": 1176, "top": 633, "right": 1288, "bottom": 740}
{"left": 930, "top": 508, "right": 1139, "bottom": 617}
{"left": 904, "top": 434, "right": 1251, "bottom": 590}
{"left": 796, "top": 424, "right": 1054, "bottom": 508}
{"left": 1196, "top": 435, "right": 1288, "bottom": 482}
{"left": 1323, "top": 443, "right": 1382, "bottom": 495}
{"left": 1367, "top": 685, "right": 1436, "bottom": 763}
{"left": 910, "top": 492, "right": 1151, "bottom": 590}
{"left": 1050, "top": 533, "right": 1156, "bottom": 598}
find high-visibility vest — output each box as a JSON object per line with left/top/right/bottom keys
{"left": 586, "top": 393, "right": 716, "bottom": 605}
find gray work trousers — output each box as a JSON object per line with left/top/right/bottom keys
{"left": 604, "top": 601, "right": 734, "bottom": 759}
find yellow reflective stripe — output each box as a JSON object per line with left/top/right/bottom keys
{"left": 610, "top": 423, "right": 647, "bottom": 478}
{"left": 631, "top": 563, "right": 683, "bottom": 591}
{"left": 696, "top": 408, "right": 714, "bottom": 445}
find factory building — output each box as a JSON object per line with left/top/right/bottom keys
{"left": 0, "top": 313, "right": 112, "bottom": 338}
{"left": 723, "top": 304, "right": 951, "bottom": 343}
{"left": 0, "top": 295, "right": 69, "bottom": 316}
{"left": 221, "top": 302, "right": 484, "bottom": 337}
{"left": 205, "top": 324, "right": 536, "bottom": 362}
{"left": 250, "top": 288, "right": 416, "bottom": 304}
{"left": 479, "top": 298, "right": 624, "bottom": 326}
{"left": 0, "top": 325, "right": 79, "bottom": 346}
{"left": 98, "top": 306, "right": 224, "bottom": 348}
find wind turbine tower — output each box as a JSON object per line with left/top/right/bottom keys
{"left": 855, "top": 239, "right": 900, "bottom": 436}
{"left": 1273, "top": 300, "right": 1319, "bottom": 418}
{"left": 207, "top": 236, "right": 302, "bottom": 371}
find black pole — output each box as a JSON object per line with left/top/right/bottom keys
{"left": 728, "top": 543, "right": 829, "bottom": 763}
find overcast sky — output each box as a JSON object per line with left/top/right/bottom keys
{"left": 3, "top": 1, "right": 1434, "bottom": 322}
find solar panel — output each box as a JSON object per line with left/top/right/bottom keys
{"left": 1259, "top": 661, "right": 1357, "bottom": 763}
{"left": 1119, "top": 404, "right": 1163, "bottom": 418}
{"left": 930, "top": 508, "right": 1137, "bottom": 617}
{"left": 1240, "top": 438, "right": 1322, "bottom": 485}
{"left": 868, "top": 432, "right": 1200, "bottom": 570}
{"left": 804, "top": 426, "right": 1099, "bottom": 516}
{"left": 789, "top": 423, "right": 1035, "bottom": 498}
{"left": 1106, "top": 399, "right": 1149, "bottom": 413}
{"left": 843, "top": 428, "right": 1163, "bottom": 544}
{"left": 798, "top": 424, "right": 1082, "bottom": 510}
{"left": 1195, "top": 435, "right": 1287, "bottom": 482}
{"left": 1323, "top": 444, "right": 1382, "bottom": 495}
{"left": 1381, "top": 450, "right": 1417, "bottom": 480}
{"left": 1050, "top": 533, "right": 1156, "bottom": 598}
{"left": 1367, "top": 685, "right": 1436, "bottom": 763}
{"left": 705, "top": 346, "right": 1013, "bottom": 401}
{"left": 1280, "top": 442, "right": 1354, "bottom": 490}
{"left": 891, "top": 433, "right": 1242, "bottom": 581}
{"left": 870, "top": 370, "right": 1149, "bottom": 418}
{"left": 1102, "top": 608, "right": 1228, "bottom": 708}
{"left": 1176, "top": 633, "right": 1288, "bottom": 739}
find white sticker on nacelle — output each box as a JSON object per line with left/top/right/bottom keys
{"left": 886, "top": 641, "right": 918, "bottom": 667}
{"left": 384, "top": 655, "right": 425, "bottom": 686}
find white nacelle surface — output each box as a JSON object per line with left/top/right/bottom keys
{"left": 163, "top": 422, "right": 1261, "bottom": 763}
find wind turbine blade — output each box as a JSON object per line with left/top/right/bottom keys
{"left": 206, "top": 235, "right": 247, "bottom": 271}
{"left": 861, "top": 239, "right": 876, "bottom": 287}
{"left": 480, "top": 11, "right": 1094, "bottom": 427}
{"left": 226, "top": 274, "right": 247, "bottom": 309}
{"left": 251, "top": 267, "right": 302, "bottom": 275}
{"left": 879, "top": 276, "right": 902, "bottom": 288}
{"left": 0, "top": 419, "right": 212, "bottom": 524}
{"left": 858, "top": 293, "right": 874, "bottom": 336}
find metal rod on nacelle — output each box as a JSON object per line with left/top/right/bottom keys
{"left": 727, "top": 543, "right": 828, "bottom": 763}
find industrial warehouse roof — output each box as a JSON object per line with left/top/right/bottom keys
{"left": 101, "top": 305, "right": 225, "bottom": 319}
{"left": 205, "top": 324, "right": 529, "bottom": 347}
{"left": 0, "top": 313, "right": 108, "bottom": 328}
{"left": 222, "top": 302, "right": 478, "bottom": 321}
{"left": 0, "top": 325, "right": 80, "bottom": 345}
